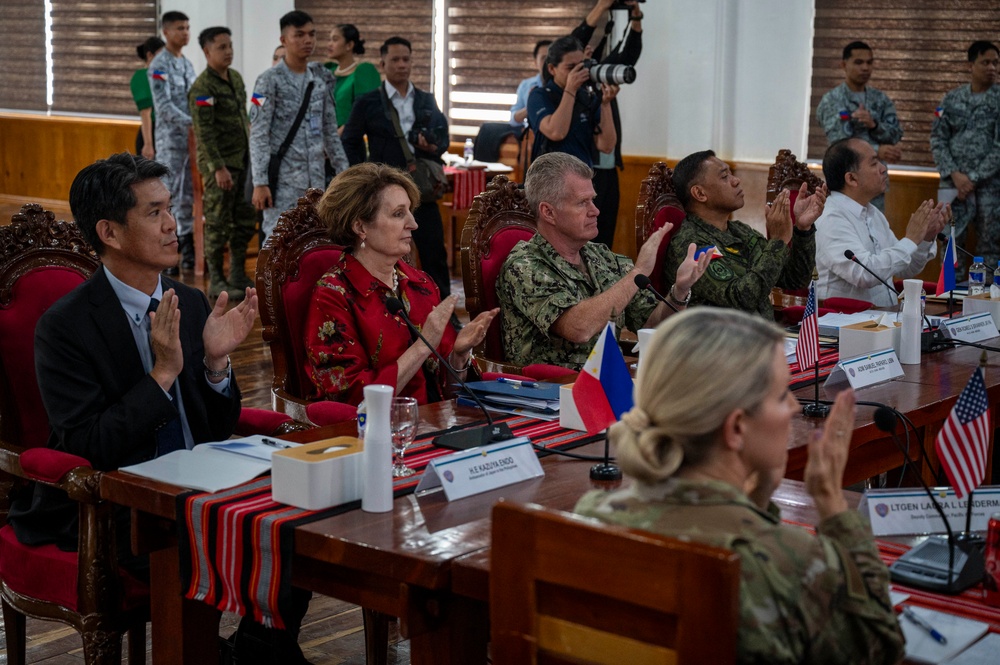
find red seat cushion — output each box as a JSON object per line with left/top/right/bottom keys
{"left": 0, "top": 267, "right": 87, "bottom": 449}
{"left": 481, "top": 227, "right": 534, "bottom": 359}
{"left": 822, "top": 297, "right": 873, "bottom": 314}
{"left": 281, "top": 246, "right": 343, "bottom": 398}
{"left": 650, "top": 206, "right": 686, "bottom": 293}
{"left": 19, "top": 448, "right": 91, "bottom": 484}
{"left": 522, "top": 364, "right": 575, "bottom": 380}
{"left": 781, "top": 306, "right": 834, "bottom": 325}
{"left": 234, "top": 408, "right": 294, "bottom": 437}
{"left": 0, "top": 525, "right": 148, "bottom": 612}
{"left": 305, "top": 401, "right": 359, "bottom": 427}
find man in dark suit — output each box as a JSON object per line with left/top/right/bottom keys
{"left": 341, "top": 35, "right": 452, "bottom": 297}
{"left": 5, "top": 154, "right": 311, "bottom": 664}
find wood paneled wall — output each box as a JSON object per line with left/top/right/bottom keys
{"left": 0, "top": 113, "right": 139, "bottom": 202}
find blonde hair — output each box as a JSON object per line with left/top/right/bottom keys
{"left": 316, "top": 163, "right": 420, "bottom": 246}
{"left": 612, "top": 308, "right": 783, "bottom": 483}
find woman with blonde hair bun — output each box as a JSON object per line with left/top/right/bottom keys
{"left": 576, "top": 308, "right": 904, "bottom": 665}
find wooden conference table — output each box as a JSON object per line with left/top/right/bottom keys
{"left": 99, "top": 342, "right": 1000, "bottom": 664}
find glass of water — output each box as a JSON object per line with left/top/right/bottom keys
{"left": 390, "top": 397, "right": 419, "bottom": 478}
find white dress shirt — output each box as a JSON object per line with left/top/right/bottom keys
{"left": 815, "top": 191, "right": 937, "bottom": 308}
{"left": 384, "top": 80, "right": 416, "bottom": 153}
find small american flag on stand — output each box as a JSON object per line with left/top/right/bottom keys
{"left": 797, "top": 280, "right": 819, "bottom": 370}
{"left": 935, "top": 360, "right": 991, "bottom": 499}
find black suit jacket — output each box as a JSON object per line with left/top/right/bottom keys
{"left": 341, "top": 84, "right": 448, "bottom": 167}
{"left": 9, "top": 269, "right": 242, "bottom": 549}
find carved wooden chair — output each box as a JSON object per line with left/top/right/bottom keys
{"left": 459, "top": 175, "right": 573, "bottom": 379}
{"left": 634, "top": 161, "right": 685, "bottom": 293}
{"left": 491, "top": 502, "right": 740, "bottom": 665}
{"left": 0, "top": 204, "right": 148, "bottom": 664}
{"left": 255, "top": 190, "right": 362, "bottom": 426}
{"left": 765, "top": 148, "right": 825, "bottom": 206}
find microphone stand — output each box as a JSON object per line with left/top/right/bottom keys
{"left": 633, "top": 274, "right": 679, "bottom": 313}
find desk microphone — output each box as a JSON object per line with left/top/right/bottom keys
{"left": 936, "top": 233, "right": 994, "bottom": 271}
{"left": 844, "top": 250, "right": 900, "bottom": 300}
{"left": 874, "top": 406, "right": 984, "bottom": 594}
{"left": 385, "top": 297, "right": 513, "bottom": 451}
{"left": 633, "top": 274, "right": 679, "bottom": 313}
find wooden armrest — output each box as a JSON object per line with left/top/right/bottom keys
{"left": 0, "top": 443, "right": 102, "bottom": 504}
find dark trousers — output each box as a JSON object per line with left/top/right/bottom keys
{"left": 593, "top": 167, "right": 620, "bottom": 249}
{"left": 414, "top": 201, "right": 451, "bottom": 297}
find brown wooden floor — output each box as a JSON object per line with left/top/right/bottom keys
{"left": 0, "top": 244, "right": 474, "bottom": 663}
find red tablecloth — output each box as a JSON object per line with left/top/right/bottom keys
{"left": 445, "top": 166, "right": 487, "bottom": 210}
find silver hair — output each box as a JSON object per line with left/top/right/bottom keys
{"left": 524, "top": 152, "right": 594, "bottom": 218}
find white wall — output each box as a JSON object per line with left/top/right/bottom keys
{"left": 617, "top": 0, "right": 815, "bottom": 163}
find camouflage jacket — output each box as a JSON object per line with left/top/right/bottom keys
{"left": 248, "top": 60, "right": 349, "bottom": 189}
{"left": 816, "top": 83, "right": 903, "bottom": 148}
{"left": 576, "top": 478, "right": 904, "bottom": 665}
{"left": 189, "top": 67, "right": 248, "bottom": 174}
{"left": 497, "top": 234, "right": 656, "bottom": 369}
{"left": 662, "top": 214, "right": 815, "bottom": 319}
{"left": 930, "top": 84, "right": 1000, "bottom": 186}
{"left": 148, "top": 49, "right": 195, "bottom": 128}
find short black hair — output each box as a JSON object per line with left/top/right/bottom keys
{"left": 280, "top": 10, "right": 313, "bottom": 31}
{"left": 533, "top": 39, "right": 553, "bottom": 59}
{"left": 380, "top": 36, "right": 412, "bottom": 57}
{"left": 69, "top": 153, "right": 169, "bottom": 255}
{"left": 136, "top": 36, "right": 165, "bottom": 61}
{"left": 672, "top": 150, "right": 717, "bottom": 208}
{"left": 822, "top": 139, "right": 862, "bottom": 193}
{"left": 198, "top": 26, "right": 231, "bottom": 50}
{"left": 543, "top": 35, "right": 584, "bottom": 82}
{"left": 968, "top": 40, "right": 1000, "bottom": 62}
{"left": 161, "top": 11, "right": 188, "bottom": 27}
{"left": 842, "top": 41, "right": 871, "bottom": 60}
{"left": 337, "top": 24, "right": 365, "bottom": 55}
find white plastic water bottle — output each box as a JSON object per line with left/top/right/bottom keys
{"left": 969, "top": 257, "right": 986, "bottom": 295}
{"left": 463, "top": 138, "right": 474, "bottom": 164}
{"left": 356, "top": 400, "right": 366, "bottom": 440}
{"left": 361, "top": 385, "right": 394, "bottom": 513}
{"left": 992, "top": 266, "right": 1000, "bottom": 299}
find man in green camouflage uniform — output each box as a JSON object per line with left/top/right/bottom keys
{"left": 816, "top": 41, "right": 903, "bottom": 213}
{"left": 662, "top": 150, "right": 824, "bottom": 320}
{"left": 576, "top": 477, "right": 905, "bottom": 665}
{"left": 189, "top": 26, "right": 256, "bottom": 300}
{"left": 931, "top": 41, "right": 1000, "bottom": 271}
{"left": 497, "top": 153, "right": 708, "bottom": 369}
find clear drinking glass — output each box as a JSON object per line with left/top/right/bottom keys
{"left": 390, "top": 397, "right": 419, "bottom": 478}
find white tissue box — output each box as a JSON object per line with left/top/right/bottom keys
{"left": 963, "top": 293, "right": 1000, "bottom": 326}
{"left": 838, "top": 320, "right": 901, "bottom": 359}
{"left": 271, "top": 436, "right": 364, "bottom": 510}
{"left": 559, "top": 383, "right": 587, "bottom": 432}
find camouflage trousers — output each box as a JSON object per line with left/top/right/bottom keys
{"left": 154, "top": 130, "right": 194, "bottom": 236}
{"left": 201, "top": 167, "right": 258, "bottom": 261}
{"left": 952, "top": 180, "right": 1000, "bottom": 273}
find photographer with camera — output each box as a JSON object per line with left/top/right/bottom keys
{"left": 573, "top": 0, "right": 644, "bottom": 247}
{"left": 527, "top": 35, "right": 619, "bottom": 173}
{"left": 342, "top": 36, "right": 452, "bottom": 298}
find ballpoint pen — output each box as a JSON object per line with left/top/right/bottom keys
{"left": 261, "top": 437, "right": 292, "bottom": 450}
{"left": 496, "top": 377, "right": 538, "bottom": 388}
{"left": 902, "top": 606, "right": 947, "bottom": 645}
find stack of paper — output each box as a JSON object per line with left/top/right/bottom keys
{"left": 817, "top": 311, "right": 883, "bottom": 337}
{"left": 458, "top": 380, "right": 561, "bottom": 420}
{"left": 901, "top": 605, "right": 990, "bottom": 664}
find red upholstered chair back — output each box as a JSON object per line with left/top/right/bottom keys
{"left": 634, "top": 162, "right": 685, "bottom": 293}
{"left": 0, "top": 206, "right": 100, "bottom": 449}
{"left": 766, "top": 148, "right": 825, "bottom": 205}
{"left": 461, "top": 175, "right": 537, "bottom": 368}
{"left": 257, "top": 189, "right": 345, "bottom": 422}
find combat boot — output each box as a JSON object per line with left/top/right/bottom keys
{"left": 207, "top": 253, "right": 228, "bottom": 300}
{"left": 178, "top": 233, "right": 196, "bottom": 269}
{"left": 228, "top": 243, "right": 254, "bottom": 291}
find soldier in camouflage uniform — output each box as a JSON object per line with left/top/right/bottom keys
{"left": 931, "top": 41, "right": 1000, "bottom": 271}
{"left": 816, "top": 41, "right": 903, "bottom": 213}
{"left": 577, "top": 309, "right": 904, "bottom": 665}
{"left": 662, "top": 150, "right": 824, "bottom": 320}
{"left": 189, "top": 27, "right": 256, "bottom": 301}
{"left": 497, "top": 153, "right": 709, "bottom": 369}
{"left": 149, "top": 11, "right": 196, "bottom": 274}
{"left": 249, "top": 10, "right": 348, "bottom": 239}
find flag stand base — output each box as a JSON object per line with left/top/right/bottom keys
{"left": 802, "top": 402, "right": 830, "bottom": 418}
{"left": 590, "top": 463, "right": 622, "bottom": 481}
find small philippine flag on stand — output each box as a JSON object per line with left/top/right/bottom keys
{"left": 572, "top": 323, "right": 634, "bottom": 434}
{"left": 936, "top": 229, "right": 957, "bottom": 296}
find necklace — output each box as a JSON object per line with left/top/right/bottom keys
{"left": 392, "top": 268, "right": 399, "bottom": 294}
{"left": 335, "top": 60, "right": 358, "bottom": 76}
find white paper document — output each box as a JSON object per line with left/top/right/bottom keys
{"left": 901, "top": 606, "right": 989, "bottom": 664}
{"left": 120, "top": 435, "right": 294, "bottom": 493}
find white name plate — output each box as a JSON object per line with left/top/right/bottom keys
{"left": 860, "top": 486, "right": 1000, "bottom": 536}
{"left": 940, "top": 312, "right": 999, "bottom": 343}
{"left": 824, "top": 349, "right": 904, "bottom": 390}
{"left": 415, "top": 437, "right": 543, "bottom": 501}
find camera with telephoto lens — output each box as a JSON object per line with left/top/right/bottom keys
{"left": 610, "top": 0, "right": 644, "bottom": 9}
{"left": 582, "top": 58, "right": 636, "bottom": 85}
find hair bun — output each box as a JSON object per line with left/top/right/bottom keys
{"left": 620, "top": 407, "right": 650, "bottom": 432}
